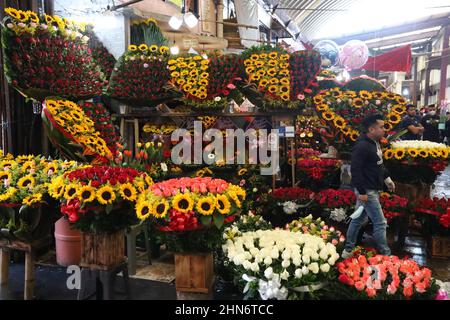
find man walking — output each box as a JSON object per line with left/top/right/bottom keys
{"left": 342, "top": 114, "right": 395, "bottom": 258}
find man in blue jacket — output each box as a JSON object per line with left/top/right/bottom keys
{"left": 342, "top": 114, "right": 395, "bottom": 258}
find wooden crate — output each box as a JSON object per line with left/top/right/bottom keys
{"left": 428, "top": 236, "right": 450, "bottom": 258}
{"left": 175, "top": 252, "right": 214, "bottom": 294}
{"left": 80, "top": 230, "right": 125, "bottom": 270}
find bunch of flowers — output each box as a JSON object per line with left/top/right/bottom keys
{"left": 107, "top": 43, "right": 171, "bottom": 104}
{"left": 268, "top": 187, "right": 315, "bottom": 216}
{"left": 49, "top": 166, "right": 152, "bottom": 233}
{"left": 143, "top": 123, "right": 178, "bottom": 135}
{"left": 223, "top": 212, "right": 273, "bottom": 241}
{"left": 222, "top": 229, "right": 339, "bottom": 300}
{"left": 336, "top": 254, "right": 438, "bottom": 299}
{"left": 289, "top": 147, "right": 321, "bottom": 159}
{"left": 379, "top": 192, "right": 408, "bottom": 223}
{"left": 295, "top": 116, "right": 323, "bottom": 149}
{"left": 2, "top": 8, "right": 107, "bottom": 100}
{"left": 287, "top": 215, "right": 346, "bottom": 247}
{"left": 414, "top": 197, "right": 450, "bottom": 236}
{"left": 78, "top": 101, "right": 120, "bottom": 155}
{"left": 315, "top": 189, "right": 356, "bottom": 210}
{"left": 314, "top": 88, "right": 407, "bottom": 143}
{"left": 135, "top": 177, "right": 245, "bottom": 232}
{"left": 297, "top": 158, "right": 341, "bottom": 180}
{"left": 42, "top": 98, "right": 113, "bottom": 162}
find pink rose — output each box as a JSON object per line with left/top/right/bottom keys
{"left": 227, "top": 83, "right": 236, "bottom": 89}
{"left": 365, "top": 287, "right": 377, "bottom": 298}
{"left": 354, "top": 281, "right": 365, "bottom": 291}
{"left": 387, "top": 283, "right": 397, "bottom": 295}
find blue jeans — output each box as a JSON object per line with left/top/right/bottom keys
{"left": 345, "top": 190, "right": 391, "bottom": 255}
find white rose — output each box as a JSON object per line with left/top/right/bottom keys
{"left": 270, "top": 249, "right": 279, "bottom": 259}
{"left": 302, "top": 255, "right": 310, "bottom": 264}
{"left": 311, "top": 252, "right": 319, "bottom": 261}
{"left": 161, "top": 163, "right": 168, "bottom": 172}
{"left": 308, "top": 262, "right": 319, "bottom": 274}
{"left": 320, "top": 263, "right": 330, "bottom": 273}
{"left": 292, "top": 256, "right": 302, "bottom": 267}
{"left": 264, "top": 267, "right": 274, "bottom": 279}
{"left": 40, "top": 23, "right": 48, "bottom": 29}
{"left": 328, "top": 257, "right": 336, "bottom": 266}
{"left": 251, "top": 262, "right": 260, "bottom": 272}
{"left": 294, "top": 269, "right": 303, "bottom": 279}
{"left": 319, "top": 249, "right": 329, "bottom": 261}
{"left": 264, "top": 257, "right": 273, "bottom": 266}
{"left": 214, "top": 96, "right": 221, "bottom": 102}
{"left": 233, "top": 255, "right": 242, "bottom": 265}
{"left": 301, "top": 266, "right": 309, "bottom": 275}
{"left": 281, "top": 249, "right": 291, "bottom": 260}
{"left": 253, "top": 188, "right": 258, "bottom": 192}
{"left": 280, "top": 269, "right": 289, "bottom": 280}
{"left": 242, "top": 260, "right": 252, "bottom": 270}
{"left": 281, "top": 260, "right": 290, "bottom": 268}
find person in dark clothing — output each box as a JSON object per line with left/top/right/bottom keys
{"left": 400, "top": 104, "right": 423, "bottom": 140}
{"left": 445, "top": 112, "right": 450, "bottom": 145}
{"left": 421, "top": 104, "right": 441, "bottom": 142}
{"left": 342, "top": 114, "right": 395, "bottom": 258}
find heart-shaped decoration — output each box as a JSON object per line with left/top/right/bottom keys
{"left": 314, "top": 88, "right": 407, "bottom": 143}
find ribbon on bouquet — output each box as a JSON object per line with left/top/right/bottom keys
{"left": 291, "top": 282, "right": 327, "bottom": 292}
{"left": 242, "top": 274, "right": 257, "bottom": 294}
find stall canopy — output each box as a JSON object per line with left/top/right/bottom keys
{"left": 360, "top": 45, "right": 412, "bottom": 72}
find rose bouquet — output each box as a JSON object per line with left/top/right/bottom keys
{"left": 335, "top": 254, "right": 439, "bottom": 299}
{"left": 414, "top": 197, "right": 450, "bottom": 237}
{"left": 267, "top": 187, "right": 315, "bottom": 223}
{"left": 1, "top": 8, "right": 107, "bottom": 100}
{"left": 42, "top": 98, "right": 114, "bottom": 164}
{"left": 107, "top": 43, "right": 173, "bottom": 105}
{"left": 85, "top": 25, "right": 116, "bottom": 77}
{"left": 383, "top": 140, "right": 450, "bottom": 184}
{"left": 49, "top": 166, "right": 152, "bottom": 233}
{"left": 0, "top": 154, "right": 80, "bottom": 241}
{"left": 222, "top": 229, "right": 339, "bottom": 300}
{"left": 314, "top": 189, "right": 356, "bottom": 229}
{"left": 379, "top": 192, "right": 409, "bottom": 224}
{"left": 297, "top": 158, "right": 341, "bottom": 190}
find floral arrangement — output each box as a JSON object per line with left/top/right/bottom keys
{"left": 1, "top": 8, "right": 107, "bottom": 100}
{"left": 295, "top": 116, "right": 323, "bottom": 149}
{"left": 379, "top": 192, "right": 408, "bottom": 224}
{"left": 42, "top": 98, "right": 113, "bottom": 163}
{"left": 314, "top": 88, "right": 407, "bottom": 143}
{"left": 287, "top": 215, "right": 346, "bottom": 247}
{"left": 336, "top": 254, "right": 438, "bottom": 299}
{"left": 49, "top": 166, "right": 152, "bottom": 233}
{"left": 223, "top": 212, "right": 273, "bottom": 241}
{"left": 383, "top": 140, "right": 450, "bottom": 184}
{"left": 241, "top": 45, "right": 321, "bottom": 109}
{"left": 268, "top": 187, "right": 315, "bottom": 218}
{"left": 297, "top": 158, "right": 341, "bottom": 180}
{"left": 315, "top": 189, "right": 356, "bottom": 211}
{"left": 222, "top": 229, "right": 339, "bottom": 300}
{"left": 85, "top": 25, "right": 116, "bottom": 77}
{"left": 414, "top": 197, "right": 450, "bottom": 236}
{"left": 107, "top": 43, "right": 172, "bottom": 105}
{"left": 289, "top": 147, "right": 321, "bottom": 159}
{"left": 143, "top": 123, "right": 178, "bottom": 135}
{"left": 135, "top": 177, "right": 245, "bottom": 231}
{"left": 78, "top": 101, "right": 120, "bottom": 156}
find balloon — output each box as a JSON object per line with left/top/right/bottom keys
{"left": 313, "top": 40, "right": 340, "bottom": 68}
{"left": 340, "top": 40, "right": 369, "bottom": 70}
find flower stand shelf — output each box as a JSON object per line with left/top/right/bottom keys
{"left": 175, "top": 252, "right": 214, "bottom": 300}
{"left": 0, "top": 237, "right": 52, "bottom": 300}
{"left": 428, "top": 236, "right": 450, "bottom": 258}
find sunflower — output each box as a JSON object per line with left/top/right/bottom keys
{"left": 280, "top": 54, "right": 289, "bottom": 60}
{"left": 250, "top": 54, "right": 259, "bottom": 61}
{"left": 138, "top": 44, "right": 148, "bottom": 51}
{"left": 96, "top": 185, "right": 116, "bottom": 205}
{"left": 350, "top": 131, "right": 359, "bottom": 142}
{"left": 200, "top": 72, "right": 209, "bottom": 79}
{"left": 418, "top": 149, "right": 429, "bottom": 158}
{"left": 196, "top": 196, "right": 216, "bottom": 215}
{"left": 69, "top": 110, "right": 83, "bottom": 122}
{"left": 269, "top": 52, "right": 278, "bottom": 59}
{"left": 359, "top": 90, "right": 372, "bottom": 99}
{"left": 198, "top": 79, "right": 208, "bottom": 86}
{"left": 168, "top": 59, "right": 177, "bottom": 65}
{"left": 259, "top": 53, "right": 267, "bottom": 59}
{"left": 64, "top": 184, "right": 79, "bottom": 200}
{"left": 268, "top": 60, "right": 277, "bottom": 67}
{"left": 352, "top": 98, "right": 364, "bottom": 108}
{"left": 259, "top": 79, "right": 269, "bottom": 87}
{"left": 268, "top": 85, "right": 278, "bottom": 94}
{"left": 0, "top": 171, "right": 12, "bottom": 181}
{"left": 5, "top": 8, "right": 20, "bottom": 20}
{"left": 279, "top": 69, "right": 289, "bottom": 76}
{"left": 153, "top": 199, "right": 169, "bottom": 218}
{"left": 23, "top": 193, "right": 42, "bottom": 207}
{"left": 176, "top": 78, "right": 186, "bottom": 85}
{"left": 245, "top": 66, "right": 255, "bottom": 74}
{"left": 128, "top": 44, "right": 138, "bottom": 52}
{"left": 171, "top": 71, "right": 180, "bottom": 78}
{"left": 394, "top": 149, "right": 405, "bottom": 160}
{"left": 280, "top": 78, "right": 289, "bottom": 85}
{"left": 228, "top": 191, "right": 241, "bottom": 208}
{"left": 149, "top": 45, "right": 158, "bottom": 52}
{"left": 250, "top": 74, "right": 261, "bottom": 81}
{"left": 269, "top": 78, "right": 279, "bottom": 85}
{"left": 372, "top": 92, "right": 384, "bottom": 99}
{"left": 408, "top": 149, "right": 419, "bottom": 158}
{"left": 244, "top": 59, "right": 253, "bottom": 66}
{"left": 383, "top": 149, "right": 394, "bottom": 160}
{"left": 172, "top": 193, "right": 194, "bottom": 213}
{"left": 322, "top": 111, "right": 335, "bottom": 121}
{"left": 27, "top": 11, "right": 39, "bottom": 23}
{"left": 49, "top": 178, "right": 65, "bottom": 199}
{"left": 333, "top": 117, "right": 346, "bottom": 129}
{"left": 136, "top": 201, "right": 152, "bottom": 220}
{"left": 17, "top": 10, "right": 29, "bottom": 23}
{"left": 160, "top": 46, "right": 169, "bottom": 54}
{"left": 313, "top": 96, "right": 324, "bottom": 104}
{"left": 441, "top": 149, "right": 449, "bottom": 158}
{"left": 145, "top": 175, "right": 154, "bottom": 186}
{"left": 280, "top": 93, "right": 290, "bottom": 101}
{"left": 395, "top": 96, "right": 406, "bottom": 104}
{"left": 279, "top": 85, "right": 289, "bottom": 93}
{"left": 237, "top": 168, "right": 247, "bottom": 176}
{"left": 387, "top": 112, "right": 401, "bottom": 124}
{"left": 384, "top": 122, "right": 393, "bottom": 132}
{"left": 267, "top": 68, "right": 277, "bottom": 77}
{"left": 386, "top": 93, "right": 396, "bottom": 100}
{"left": 17, "top": 175, "right": 35, "bottom": 189}
{"left": 78, "top": 185, "right": 96, "bottom": 203}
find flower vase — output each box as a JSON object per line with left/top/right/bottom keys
{"left": 54, "top": 217, "right": 81, "bottom": 266}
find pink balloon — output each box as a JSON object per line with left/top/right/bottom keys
{"left": 340, "top": 40, "right": 369, "bottom": 70}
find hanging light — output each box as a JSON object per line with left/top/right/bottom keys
{"left": 184, "top": 12, "right": 198, "bottom": 28}
{"left": 169, "top": 13, "right": 183, "bottom": 30}
{"left": 170, "top": 45, "right": 180, "bottom": 55}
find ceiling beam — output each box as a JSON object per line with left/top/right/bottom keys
{"left": 366, "top": 30, "right": 440, "bottom": 49}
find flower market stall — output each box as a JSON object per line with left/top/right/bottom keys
{"left": 0, "top": 3, "right": 449, "bottom": 304}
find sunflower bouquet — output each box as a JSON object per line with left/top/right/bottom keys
{"left": 107, "top": 43, "right": 173, "bottom": 105}
{"left": 42, "top": 98, "right": 114, "bottom": 164}
{"left": 49, "top": 166, "right": 152, "bottom": 233}
{"left": 383, "top": 140, "right": 450, "bottom": 185}
{"left": 314, "top": 88, "right": 407, "bottom": 145}
{"left": 1, "top": 8, "right": 107, "bottom": 100}
{"left": 0, "top": 153, "right": 80, "bottom": 241}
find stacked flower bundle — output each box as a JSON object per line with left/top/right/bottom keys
{"left": 49, "top": 166, "right": 152, "bottom": 233}
{"left": 336, "top": 254, "right": 438, "bottom": 299}
{"left": 314, "top": 88, "right": 407, "bottom": 143}
{"left": 42, "top": 98, "right": 113, "bottom": 163}
{"left": 222, "top": 229, "right": 339, "bottom": 300}
{"left": 287, "top": 214, "right": 345, "bottom": 246}
{"left": 296, "top": 158, "right": 341, "bottom": 180}
{"left": 107, "top": 43, "right": 171, "bottom": 104}
{"left": 379, "top": 192, "right": 408, "bottom": 223}
{"left": 414, "top": 197, "right": 450, "bottom": 236}
{"left": 1, "top": 8, "right": 107, "bottom": 100}
{"left": 135, "top": 177, "right": 245, "bottom": 232}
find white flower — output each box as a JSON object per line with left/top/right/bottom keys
{"left": 302, "top": 266, "right": 309, "bottom": 275}
{"left": 319, "top": 249, "right": 329, "bottom": 260}
{"left": 143, "top": 63, "right": 149, "bottom": 68}
{"left": 264, "top": 267, "right": 274, "bottom": 279}
{"left": 251, "top": 262, "right": 260, "bottom": 272}
{"left": 263, "top": 257, "right": 273, "bottom": 266}
{"left": 258, "top": 276, "right": 288, "bottom": 300}
{"left": 160, "top": 162, "right": 168, "bottom": 172}
{"left": 308, "top": 262, "right": 319, "bottom": 274}
{"left": 295, "top": 269, "right": 303, "bottom": 278}
{"left": 282, "top": 201, "right": 300, "bottom": 215}
{"left": 281, "top": 249, "right": 291, "bottom": 260}
{"left": 330, "top": 207, "right": 347, "bottom": 222}
{"left": 270, "top": 249, "right": 279, "bottom": 259}
{"left": 280, "top": 269, "right": 289, "bottom": 280}
{"left": 311, "top": 252, "right": 319, "bottom": 261}
{"left": 82, "top": 35, "right": 90, "bottom": 42}
{"left": 18, "top": 22, "right": 26, "bottom": 28}
{"left": 214, "top": 96, "right": 221, "bottom": 102}
{"left": 281, "top": 260, "right": 290, "bottom": 268}
{"left": 302, "top": 255, "right": 310, "bottom": 264}
{"left": 253, "top": 188, "right": 258, "bottom": 192}
{"left": 6, "top": 23, "right": 14, "bottom": 29}
{"left": 242, "top": 260, "right": 252, "bottom": 270}
{"left": 375, "top": 100, "right": 381, "bottom": 105}
{"left": 292, "top": 256, "right": 302, "bottom": 267}
{"left": 40, "top": 23, "right": 48, "bottom": 29}
{"left": 320, "top": 263, "right": 330, "bottom": 273}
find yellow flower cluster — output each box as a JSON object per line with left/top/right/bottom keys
{"left": 143, "top": 123, "right": 177, "bottom": 134}
{"left": 244, "top": 51, "right": 290, "bottom": 101}
{"left": 128, "top": 44, "right": 169, "bottom": 55}
{"left": 131, "top": 18, "right": 158, "bottom": 26}
{"left": 45, "top": 99, "right": 112, "bottom": 159}
{"left": 384, "top": 141, "right": 450, "bottom": 160}
{"left": 169, "top": 55, "right": 210, "bottom": 100}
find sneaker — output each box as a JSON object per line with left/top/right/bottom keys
{"left": 341, "top": 249, "right": 353, "bottom": 259}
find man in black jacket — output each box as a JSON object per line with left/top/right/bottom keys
{"left": 342, "top": 114, "right": 395, "bottom": 258}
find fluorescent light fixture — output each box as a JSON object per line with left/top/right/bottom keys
{"left": 184, "top": 12, "right": 198, "bottom": 28}
{"left": 169, "top": 14, "right": 183, "bottom": 30}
